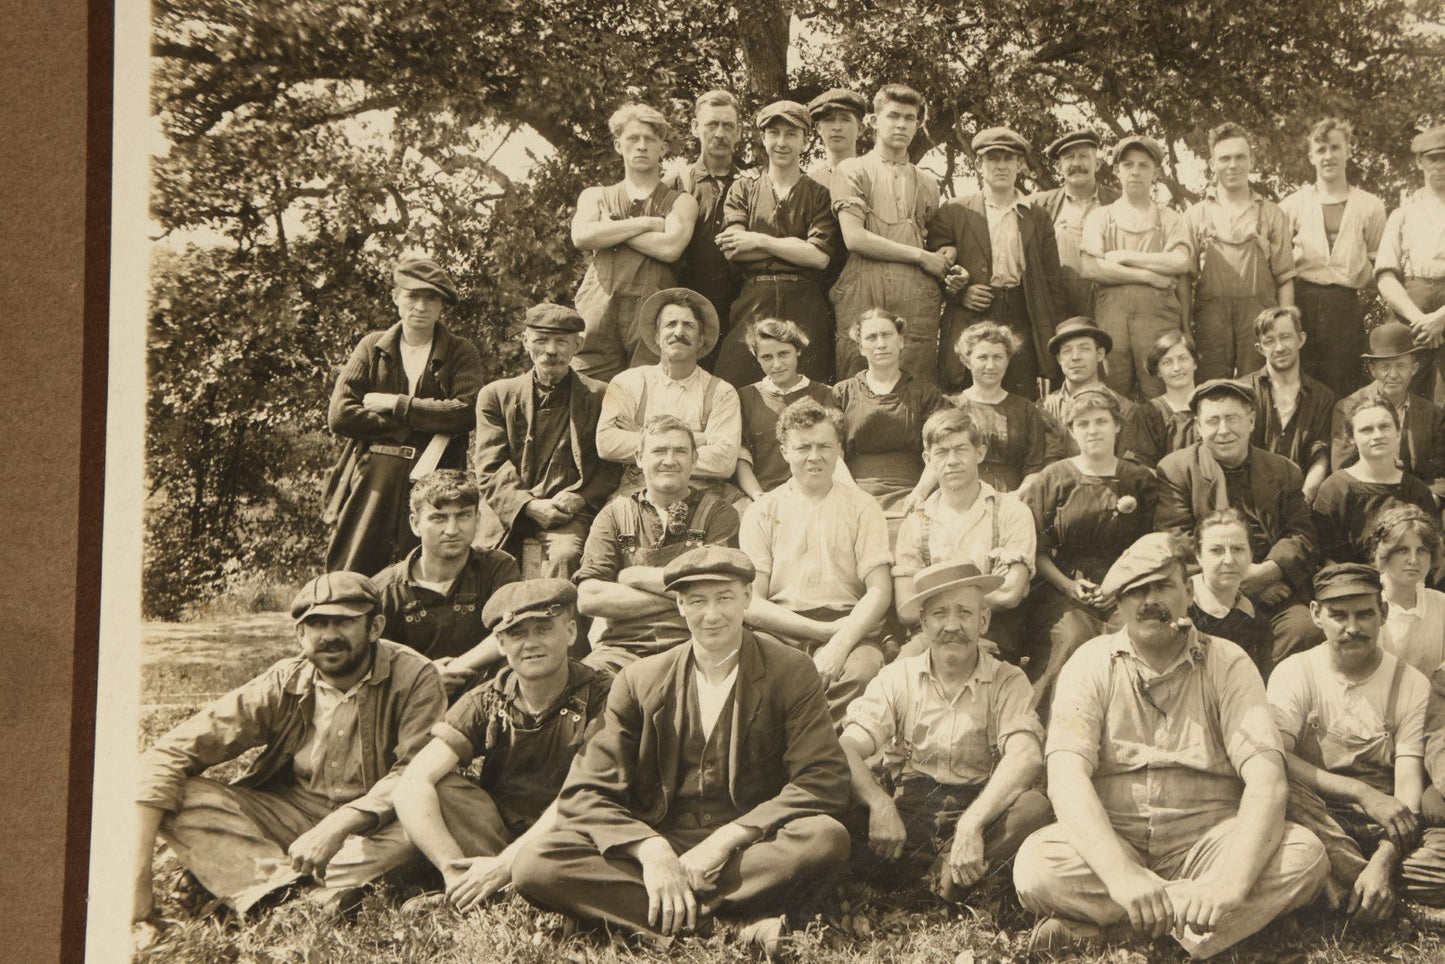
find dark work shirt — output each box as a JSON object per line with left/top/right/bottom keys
{"left": 1221, "top": 461, "right": 1272, "bottom": 563}
{"left": 373, "top": 546, "right": 521, "bottom": 661}
{"left": 668, "top": 161, "right": 740, "bottom": 316}
{"left": 531, "top": 375, "right": 580, "bottom": 498}
{"left": 721, "top": 171, "right": 839, "bottom": 281}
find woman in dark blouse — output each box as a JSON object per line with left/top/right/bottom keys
{"left": 1142, "top": 329, "right": 1199, "bottom": 457}
{"left": 733, "top": 318, "right": 838, "bottom": 500}
{"left": 948, "top": 321, "right": 1052, "bottom": 492}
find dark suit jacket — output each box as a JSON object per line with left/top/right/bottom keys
{"left": 1155, "top": 443, "right": 1319, "bottom": 592}
{"left": 555, "top": 631, "right": 851, "bottom": 857}
{"left": 1330, "top": 385, "right": 1445, "bottom": 483}
{"left": 927, "top": 193, "right": 1065, "bottom": 375}
{"left": 472, "top": 368, "right": 620, "bottom": 546}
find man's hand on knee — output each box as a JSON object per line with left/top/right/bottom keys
{"left": 1106, "top": 865, "right": 1175, "bottom": 938}
{"left": 867, "top": 799, "right": 908, "bottom": 861}
{"left": 1348, "top": 845, "right": 1399, "bottom": 922}
{"left": 945, "top": 820, "right": 987, "bottom": 890}
{"left": 445, "top": 855, "right": 511, "bottom": 910}
{"left": 287, "top": 813, "right": 360, "bottom": 881}
{"left": 635, "top": 836, "right": 696, "bottom": 936}
{"left": 1165, "top": 876, "right": 1246, "bottom": 935}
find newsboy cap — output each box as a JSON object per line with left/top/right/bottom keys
{"left": 1098, "top": 533, "right": 1187, "bottom": 600}
{"left": 393, "top": 256, "right": 459, "bottom": 305}
{"left": 757, "top": 100, "right": 812, "bottom": 131}
{"left": 1314, "top": 563, "right": 1384, "bottom": 602}
{"left": 1046, "top": 129, "right": 1102, "bottom": 160}
{"left": 1410, "top": 125, "right": 1445, "bottom": 157}
{"left": 807, "top": 88, "right": 868, "bottom": 120}
{"left": 524, "top": 302, "right": 585, "bottom": 334}
{"left": 1113, "top": 134, "right": 1165, "bottom": 166}
{"left": 904, "top": 561, "right": 1005, "bottom": 611}
{"left": 291, "top": 571, "right": 381, "bottom": 622}
{"left": 483, "top": 579, "right": 578, "bottom": 634}
{"left": 662, "top": 546, "right": 756, "bottom": 592}
{"left": 1189, "top": 378, "right": 1257, "bottom": 413}
{"left": 972, "top": 127, "right": 1030, "bottom": 156}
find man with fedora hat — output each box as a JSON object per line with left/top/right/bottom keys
{"left": 1029, "top": 129, "right": 1120, "bottom": 319}
{"left": 1014, "top": 533, "right": 1328, "bottom": 957}
{"left": 133, "top": 571, "right": 447, "bottom": 924}
{"left": 805, "top": 88, "right": 868, "bottom": 200}
{"left": 596, "top": 287, "right": 742, "bottom": 501}
{"left": 1376, "top": 124, "right": 1445, "bottom": 401}
{"left": 392, "top": 580, "right": 613, "bottom": 910}
{"left": 472, "top": 302, "right": 620, "bottom": 579}
{"left": 1266, "top": 563, "right": 1445, "bottom": 919}
{"left": 839, "top": 559, "right": 1051, "bottom": 901}
{"left": 1039, "top": 316, "right": 1165, "bottom": 466}
{"left": 323, "top": 255, "right": 485, "bottom": 576}
{"left": 928, "top": 126, "right": 1065, "bottom": 397}
{"left": 1079, "top": 134, "right": 1193, "bottom": 400}
{"left": 711, "top": 100, "right": 841, "bottom": 387}
{"left": 1330, "top": 321, "right": 1445, "bottom": 492}
{"left": 511, "top": 546, "right": 852, "bottom": 956}
{"left": 1156, "top": 379, "right": 1325, "bottom": 664}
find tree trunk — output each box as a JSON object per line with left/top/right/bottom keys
{"left": 734, "top": 0, "right": 790, "bottom": 100}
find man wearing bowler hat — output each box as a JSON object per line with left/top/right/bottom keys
{"left": 511, "top": 546, "right": 852, "bottom": 957}
{"left": 596, "top": 287, "right": 742, "bottom": 501}
{"left": 1376, "top": 125, "right": 1445, "bottom": 401}
{"left": 1013, "top": 533, "right": 1327, "bottom": 958}
{"left": 392, "top": 580, "right": 614, "bottom": 911}
{"left": 1029, "top": 129, "right": 1120, "bottom": 319}
{"left": 473, "top": 303, "right": 620, "bottom": 579}
{"left": 133, "top": 571, "right": 447, "bottom": 924}
{"left": 928, "top": 127, "right": 1065, "bottom": 396}
{"left": 1330, "top": 321, "right": 1445, "bottom": 493}
{"left": 323, "top": 255, "right": 485, "bottom": 576}
{"left": 1079, "top": 134, "right": 1193, "bottom": 400}
{"left": 839, "top": 560, "right": 1051, "bottom": 901}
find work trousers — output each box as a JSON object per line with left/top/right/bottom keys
{"left": 756, "top": 605, "right": 887, "bottom": 725}
{"left": 1014, "top": 817, "right": 1327, "bottom": 959}
{"left": 1026, "top": 585, "right": 1123, "bottom": 713}
{"left": 503, "top": 516, "right": 589, "bottom": 580}
{"left": 939, "top": 287, "right": 1041, "bottom": 399}
{"left": 831, "top": 260, "right": 943, "bottom": 385}
{"left": 1264, "top": 592, "right": 1327, "bottom": 669}
{"left": 1096, "top": 284, "right": 1183, "bottom": 400}
{"left": 1295, "top": 281, "right": 1368, "bottom": 395}
{"left": 712, "top": 276, "right": 835, "bottom": 388}
{"left": 1196, "top": 295, "right": 1272, "bottom": 381}
{"left": 326, "top": 449, "right": 419, "bottom": 577}
{"left": 1403, "top": 279, "right": 1445, "bottom": 403}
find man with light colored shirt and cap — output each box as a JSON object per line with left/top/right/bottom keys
{"left": 840, "top": 560, "right": 1051, "bottom": 901}
{"left": 806, "top": 88, "right": 867, "bottom": 199}
{"left": 712, "top": 101, "right": 841, "bottom": 387}
{"left": 1079, "top": 134, "right": 1193, "bottom": 399}
{"left": 511, "top": 546, "right": 852, "bottom": 957}
{"left": 928, "top": 126, "right": 1065, "bottom": 396}
{"left": 323, "top": 256, "right": 485, "bottom": 576}
{"left": 596, "top": 287, "right": 742, "bottom": 501}
{"left": 1267, "top": 563, "right": 1445, "bottom": 920}
{"left": 1156, "top": 378, "right": 1325, "bottom": 663}
{"left": 1376, "top": 124, "right": 1445, "bottom": 401}
{"left": 132, "top": 571, "right": 447, "bottom": 925}
{"left": 392, "top": 580, "right": 613, "bottom": 911}
{"left": 473, "top": 303, "right": 620, "bottom": 579}
{"left": 1013, "top": 533, "right": 1327, "bottom": 958}
{"left": 1029, "top": 129, "right": 1120, "bottom": 319}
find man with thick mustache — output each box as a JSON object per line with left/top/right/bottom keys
{"left": 1014, "top": 533, "right": 1327, "bottom": 958}
{"left": 133, "top": 572, "right": 446, "bottom": 924}
{"left": 1029, "top": 130, "right": 1120, "bottom": 319}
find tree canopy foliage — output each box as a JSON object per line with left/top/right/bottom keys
{"left": 144, "top": 0, "right": 1445, "bottom": 617}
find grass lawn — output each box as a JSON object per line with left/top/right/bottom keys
{"left": 134, "top": 614, "right": 1445, "bottom": 963}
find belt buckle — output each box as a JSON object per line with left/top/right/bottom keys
{"left": 398, "top": 445, "right": 417, "bottom": 460}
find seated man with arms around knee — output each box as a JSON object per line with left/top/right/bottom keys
{"left": 840, "top": 561, "right": 1051, "bottom": 900}
{"left": 391, "top": 580, "right": 612, "bottom": 910}
{"left": 1013, "top": 533, "right": 1327, "bottom": 959}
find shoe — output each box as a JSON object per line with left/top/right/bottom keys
{"left": 735, "top": 914, "right": 788, "bottom": 960}
{"left": 307, "top": 885, "right": 366, "bottom": 922}
{"left": 1027, "top": 916, "right": 1103, "bottom": 954}
{"left": 400, "top": 891, "right": 450, "bottom": 915}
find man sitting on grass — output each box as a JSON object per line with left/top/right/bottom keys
{"left": 840, "top": 560, "right": 1051, "bottom": 901}
{"left": 133, "top": 571, "right": 446, "bottom": 926}
{"left": 391, "top": 580, "right": 613, "bottom": 911}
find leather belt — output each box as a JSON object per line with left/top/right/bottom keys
{"left": 370, "top": 444, "right": 417, "bottom": 459}
{"left": 745, "top": 273, "right": 806, "bottom": 284}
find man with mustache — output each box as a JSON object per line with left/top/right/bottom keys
{"left": 1014, "top": 533, "right": 1328, "bottom": 957}
{"left": 1266, "top": 563, "right": 1445, "bottom": 920}
{"left": 596, "top": 287, "right": 742, "bottom": 502}
{"left": 1240, "top": 307, "right": 1335, "bottom": 504}
{"left": 472, "top": 303, "right": 620, "bottom": 580}
{"left": 1156, "top": 379, "right": 1325, "bottom": 665}
{"left": 133, "top": 572, "right": 446, "bottom": 925}
{"left": 1029, "top": 130, "right": 1120, "bottom": 319}
{"left": 839, "top": 560, "right": 1051, "bottom": 900}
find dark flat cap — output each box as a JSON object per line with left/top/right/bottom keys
{"left": 291, "top": 571, "right": 380, "bottom": 621}
{"left": 972, "top": 127, "right": 1029, "bottom": 155}
{"left": 394, "top": 256, "right": 459, "bottom": 305}
{"left": 483, "top": 579, "right": 578, "bottom": 634}
{"left": 1411, "top": 125, "right": 1445, "bottom": 156}
{"left": 757, "top": 100, "right": 811, "bottom": 131}
{"left": 807, "top": 88, "right": 868, "bottom": 119}
{"left": 1113, "top": 135, "right": 1164, "bottom": 166}
{"left": 1314, "top": 563, "right": 1383, "bottom": 602}
{"left": 1048, "top": 316, "right": 1113, "bottom": 355}
{"left": 1098, "top": 533, "right": 1186, "bottom": 599}
{"left": 904, "top": 561, "right": 1005, "bottom": 610}
{"left": 662, "top": 546, "right": 756, "bottom": 592}
{"left": 1189, "top": 378, "right": 1257, "bottom": 413}
{"left": 1362, "top": 322, "right": 1426, "bottom": 360}
{"left": 524, "top": 302, "right": 585, "bottom": 334}
{"left": 1046, "top": 129, "right": 1102, "bottom": 160}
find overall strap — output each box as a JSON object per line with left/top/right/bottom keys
{"left": 699, "top": 374, "right": 719, "bottom": 426}
{"left": 1384, "top": 658, "right": 1408, "bottom": 736}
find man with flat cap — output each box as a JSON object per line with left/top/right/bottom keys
{"left": 324, "top": 255, "right": 485, "bottom": 576}
{"left": 928, "top": 127, "right": 1064, "bottom": 397}
{"left": 712, "top": 100, "right": 840, "bottom": 387}
{"left": 1267, "top": 563, "right": 1445, "bottom": 920}
{"left": 1013, "top": 533, "right": 1327, "bottom": 958}
{"left": 596, "top": 287, "right": 742, "bottom": 500}
{"left": 1156, "top": 379, "right": 1325, "bottom": 664}
{"left": 473, "top": 303, "right": 620, "bottom": 580}
{"left": 806, "top": 88, "right": 867, "bottom": 200}
{"left": 1376, "top": 124, "right": 1445, "bottom": 401}
{"left": 511, "top": 546, "right": 853, "bottom": 956}
{"left": 840, "top": 560, "right": 1051, "bottom": 901}
{"left": 1079, "top": 134, "right": 1193, "bottom": 400}
{"left": 1029, "top": 129, "right": 1120, "bottom": 319}
{"left": 392, "top": 579, "right": 613, "bottom": 910}
{"left": 133, "top": 571, "right": 447, "bottom": 924}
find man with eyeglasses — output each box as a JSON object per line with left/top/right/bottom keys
{"left": 1156, "top": 380, "right": 1325, "bottom": 665}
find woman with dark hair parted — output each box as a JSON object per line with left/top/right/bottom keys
{"left": 947, "top": 321, "right": 1053, "bottom": 492}
{"left": 1142, "top": 329, "right": 1200, "bottom": 457}
{"left": 1189, "top": 508, "right": 1274, "bottom": 678}
{"left": 1373, "top": 505, "right": 1445, "bottom": 677}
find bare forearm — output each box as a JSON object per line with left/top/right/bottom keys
{"left": 1049, "top": 754, "right": 1138, "bottom": 889}
{"left": 574, "top": 218, "right": 655, "bottom": 250}
{"left": 392, "top": 780, "right": 466, "bottom": 871}
{"left": 842, "top": 219, "right": 927, "bottom": 265}
{"left": 579, "top": 580, "right": 674, "bottom": 619}
{"left": 1378, "top": 274, "right": 1429, "bottom": 325}
{"left": 1213, "top": 772, "right": 1286, "bottom": 896}
{"left": 745, "top": 595, "right": 833, "bottom": 643}
{"left": 451, "top": 635, "right": 502, "bottom": 675}
{"left": 958, "top": 745, "right": 1042, "bottom": 833}
{"left": 1082, "top": 255, "right": 1168, "bottom": 286}
{"left": 841, "top": 739, "right": 893, "bottom": 811}
{"left": 1113, "top": 249, "right": 1190, "bottom": 275}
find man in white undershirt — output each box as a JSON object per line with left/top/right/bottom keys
{"left": 511, "top": 545, "right": 852, "bottom": 957}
